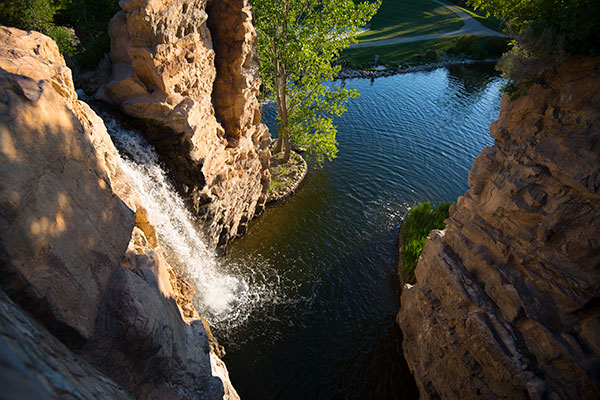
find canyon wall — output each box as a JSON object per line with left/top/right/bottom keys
{"left": 398, "top": 60, "right": 600, "bottom": 399}
{"left": 99, "top": 0, "right": 270, "bottom": 248}
{"left": 0, "top": 27, "right": 235, "bottom": 399}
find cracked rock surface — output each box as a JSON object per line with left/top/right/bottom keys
{"left": 0, "top": 27, "right": 233, "bottom": 399}
{"left": 101, "top": 0, "right": 271, "bottom": 248}
{"left": 398, "top": 60, "right": 600, "bottom": 399}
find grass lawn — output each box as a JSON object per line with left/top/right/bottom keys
{"left": 357, "top": 0, "right": 464, "bottom": 42}
{"left": 339, "top": 35, "right": 509, "bottom": 70}
{"left": 454, "top": 5, "right": 505, "bottom": 32}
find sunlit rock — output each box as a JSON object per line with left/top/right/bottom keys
{"left": 0, "top": 27, "right": 135, "bottom": 341}
{"left": 398, "top": 59, "right": 600, "bottom": 399}
{"left": 0, "top": 26, "right": 234, "bottom": 399}
{"left": 100, "top": 0, "right": 271, "bottom": 248}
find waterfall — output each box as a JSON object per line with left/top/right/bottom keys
{"left": 102, "top": 115, "right": 276, "bottom": 328}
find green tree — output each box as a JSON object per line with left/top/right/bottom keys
{"left": 252, "top": 0, "right": 380, "bottom": 164}
{"left": 468, "top": 0, "right": 600, "bottom": 80}
{"left": 0, "top": 0, "right": 76, "bottom": 55}
{"left": 56, "top": 0, "right": 120, "bottom": 68}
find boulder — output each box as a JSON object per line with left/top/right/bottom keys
{"left": 0, "top": 289, "right": 134, "bottom": 400}
{"left": 83, "top": 258, "right": 224, "bottom": 400}
{"left": 0, "top": 27, "right": 135, "bottom": 341}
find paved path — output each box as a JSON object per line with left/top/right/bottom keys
{"left": 349, "top": 0, "right": 505, "bottom": 49}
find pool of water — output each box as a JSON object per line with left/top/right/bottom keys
{"left": 214, "top": 63, "right": 504, "bottom": 399}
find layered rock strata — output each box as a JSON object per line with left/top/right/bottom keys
{"left": 100, "top": 0, "right": 270, "bottom": 247}
{"left": 0, "top": 27, "right": 233, "bottom": 399}
{"left": 398, "top": 60, "right": 600, "bottom": 399}
{"left": 0, "top": 289, "right": 134, "bottom": 400}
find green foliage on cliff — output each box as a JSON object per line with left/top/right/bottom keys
{"left": 0, "top": 0, "right": 77, "bottom": 55}
{"left": 400, "top": 201, "right": 452, "bottom": 284}
{"left": 0, "top": 0, "right": 119, "bottom": 68}
{"left": 56, "top": 0, "right": 120, "bottom": 68}
{"left": 252, "top": 0, "right": 380, "bottom": 165}
{"left": 468, "top": 0, "right": 600, "bottom": 80}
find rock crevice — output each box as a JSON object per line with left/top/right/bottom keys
{"left": 398, "top": 60, "right": 600, "bottom": 399}
{"left": 100, "top": 0, "right": 270, "bottom": 248}
{"left": 0, "top": 26, "right": 235, "bottom": 400}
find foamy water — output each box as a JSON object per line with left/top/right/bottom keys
{"left": 103, "top": 116, "right": 281, "bottom": 328}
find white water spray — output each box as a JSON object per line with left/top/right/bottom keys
{"left": 103, "top": 116, "right": 278, "bottom": 327}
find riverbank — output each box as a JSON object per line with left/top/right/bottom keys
{"left": 352, "top": 0, "right": 504, "bottom": 49}
{"left": 339, "top": 34, "right": 508, "bottom": 71}
{"left": 337, "top": 57, "right": 500, "bottom": 80}
{"left": 267, "top": 148, "right": 308, "bottom": 203}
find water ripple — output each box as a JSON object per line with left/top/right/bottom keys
{"left": 223, "top": 63, "right": 503, "bottom": 399}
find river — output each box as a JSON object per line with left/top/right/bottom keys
{"left": 214, "top": 62, "right": 504, "bottom": 399}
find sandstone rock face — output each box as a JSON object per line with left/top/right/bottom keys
{"left": 0, "top": 289, "right": 134, "bottom": 400}
{"left": 0, "top": 27, "right": 136, "bottom": 341}
{"left": 85, "top": 245, "right": 223, "bottom": 399}
{"left": 101, "top": 0, "right": 271, "bottom": 247}
{"left": 398, "top": 60, "right": 600, "bottom": 399}
{"left": 0, "top": 27, "right": 233, "bottom": 399}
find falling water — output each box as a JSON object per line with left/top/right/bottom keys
{"left": 102, "top": 115, "right": 282, "bottom": 328}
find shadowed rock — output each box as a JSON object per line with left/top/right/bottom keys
{"left": 0, "top": 27, "right": 233, "bottom": 399}
{"left": 398, "top": 59, "right": 600, "bottom": 399}
{"left": 100, "top": 0, "right": 271, "bottom": 248}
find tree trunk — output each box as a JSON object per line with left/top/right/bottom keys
{"left": 273, "top": 70, "right": 284, "bottom": 155}
{"left": 280, "top": 2, "right": 291, "bottom": 163}
{"left": 283, "top": 127, "right": 291, "bottom": 162}
{"left": 280, "top": 71, "right": 291, "bottom": 163}
{"left": 273, "top": 134, "right": 283, "bottom": 154}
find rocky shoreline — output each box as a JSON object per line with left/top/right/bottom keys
{"left": 337, "top": 58, "right": 499, "bottom": 80}
{"left": 267, "top": 149, "right": 308, "bottom": 203}
{"left": 398, "top": 59, "right": 600, "bottom": 399}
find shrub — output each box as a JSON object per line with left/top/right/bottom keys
{"left": 468, "top": 0, "right": 600, "bottom": 81}
{"left": 400, "top": 201, "right": 452, "bottom": 284}
{"left": 47, "top": 25, "right": 77, "bottom": 56}
{"left": 0, "top": 0, "right": 54, "bottom": 32}
{"left": 0, "top": 0, "right": 119, "bottom": 69}
{"left": 56, "top": 0, "right": 120, "bottom": 68}
{"left": 447, "top": 35, "right": 509, "bottom": 60}
{"left": 450, "top": 35, "right": 477, "bottom": 55}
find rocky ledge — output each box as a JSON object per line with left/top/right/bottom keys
{"left": 398, "top": 59, "right": 600, "bottom": 399}
{"left": 98, "top": 0, "right": 271, "bottom": 248}
{"left": 0, "top": 27, "right": 236, "bottom": 399}
{"left": 267, "top": 150, "right": 308, "bottom": 203}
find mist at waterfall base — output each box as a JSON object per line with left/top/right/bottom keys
{"left": 102, "top": 62, "right": 503, "bottom": 399}
{"left": 219, "top": 63, "right": 504, "bottom": 399}
{"left": 103, "top": 115, "right": 289, "bottom": 329}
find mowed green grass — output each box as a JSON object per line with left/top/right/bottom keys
{"left": 454, "top": 5, "right": 504, "bottom": 32}
{"left": 338, "top": 35, "right": 509, "bottom": 69}
{"left": 341, "top": 37, "right": 461, "bottom": 68}
{"left": 357, "top": 0, "right": 464, "bottom": 42}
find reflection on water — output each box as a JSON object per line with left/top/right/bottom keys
{"left": 217, "top": 63, "right": 504, "bottom": 399}
{"left": 447, "top": 62, "right": 501, "bottom": 94}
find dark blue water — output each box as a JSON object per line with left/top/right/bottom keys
{"left": 215, "top": 63, "right": 503, "bottom": 399}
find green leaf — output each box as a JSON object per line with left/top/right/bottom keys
{"left": 252, "top": 0, "right": 381, "bottom": 165}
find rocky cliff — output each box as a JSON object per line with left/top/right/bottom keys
{"left": 99, "top": 0, "right": 270, "bottom": 248}
{"left": 398, "top": 60, "right": 600, "bottom": 399}
{"left": 0, "top": 27, "right": 236, "bottom": 399}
